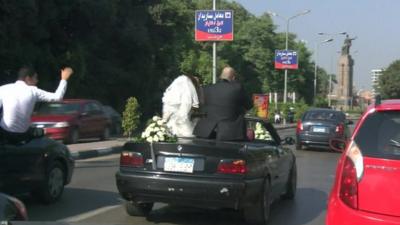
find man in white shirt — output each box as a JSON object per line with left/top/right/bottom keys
{"left": 0, "top": 66, "right": 73, "bottom": 144}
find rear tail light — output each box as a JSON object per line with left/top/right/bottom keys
{"left": 296, "top": 120, "right": 303, "bottom": 133}
{"left": 9, "top": 196, "right": 28, "bottom": 220}
{"left": 339, "top": 141, "right": 364, "bottom": 209}
{"left": 217, "top": 159, "right": 247, "bottom": 174}
{"left": 120, "top": 151, "right": 144, "bottom": 167}
{"left": 336, "top": 123, "right": 345, "bottom": 135}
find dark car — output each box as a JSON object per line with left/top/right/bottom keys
{"left": 116, "top": 117, "right": 296, "bottom": 224}
{"left": 103, "top": 105, "right": 122, "bottom": 135}
{"left": 0, "top": 193, "right": 27, "bottom": 221}
{"left": 296, "top": 108, "right": 352, "bottom": 150}
{"left": 0, "top": 137, "right": 74, "bottom": 203}
{"left": 31, "top": 99, "right": 111, "bottom": 144}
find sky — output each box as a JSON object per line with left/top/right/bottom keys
{"left": 228, "top": 0, "right": 400, "bottom": 91}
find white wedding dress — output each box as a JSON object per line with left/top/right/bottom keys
{"left": 162, "top": 75, "right": 199, "bottom": 137}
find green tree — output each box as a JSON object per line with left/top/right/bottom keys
{"left": 122, "top": 97, "right": 141, "bottom": 138}
{"left": 379, "top": 60, "right": 400, "bottom": 98}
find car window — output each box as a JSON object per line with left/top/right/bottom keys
{"left": 35, "top": 103, "right": 80, "bottom": 115}
{"left": 304, "top": 111, "right": 341, "bottom": 121}
{"left": 355, "top": 111, "right": 400, "bottom": 160}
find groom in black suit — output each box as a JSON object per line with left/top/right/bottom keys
{"left": 193, "top": 67, "right": 252, "bottom": 141}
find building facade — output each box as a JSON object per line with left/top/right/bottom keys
{"left": 371, "top": 69, "right": 383, "bottom": 97}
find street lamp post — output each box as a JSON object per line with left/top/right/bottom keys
{"left": 314, "top": 38, "right": 334, "bottom": 105}
{"left": 268, "top": 10, "right": 311, "bottom": 103}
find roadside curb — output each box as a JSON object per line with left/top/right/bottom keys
{"left": 275, "top": 124, "right": 297, "bottom": 130}
{"left": 71, "top": 145, "right": 123, "bottom": 160}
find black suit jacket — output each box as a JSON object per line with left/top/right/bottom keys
{"left": 193, "top": 80, "right": 252, "bottom": 141}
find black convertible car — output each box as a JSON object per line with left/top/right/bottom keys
{"left": 116, "top": 117, "right": 296, "bottom": 224}
{"left": 0, "top": 137, "right": 74, "bottom": 204}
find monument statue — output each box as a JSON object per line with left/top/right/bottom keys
{"left": 341, "top": 34, "right": 357, "bottom": 55}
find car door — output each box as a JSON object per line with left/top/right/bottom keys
{"left": 79, "top": 102, "right": 97, "bottom": 137}
{"left": 89, "top": 102, "right": 107, "bottom": 136}
{"left": 0, "top": 144, "right": 43, "bottom": 192}
{"left": 247, "top": 119, "right": 287, "bottom": 196}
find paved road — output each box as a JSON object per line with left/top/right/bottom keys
{"left": 21, "top": 127, "right": 345, "bottom": 225}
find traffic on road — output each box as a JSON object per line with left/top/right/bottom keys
{"left": 1, "top": 119, "right": 357, "bottom": 225}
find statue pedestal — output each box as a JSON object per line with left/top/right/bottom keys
{"left": 336, "top": 54, "right": 354, "bottom": 111}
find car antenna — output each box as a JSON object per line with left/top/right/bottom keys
{"left": 375, "top": 94, "right": 381, "bottom": 106}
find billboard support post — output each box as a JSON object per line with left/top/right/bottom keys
{"left": 195, "top": 3, "right": 233, "bottom": 84}
{"left": 212, "top": 0, "right": 216, "bottom": 84}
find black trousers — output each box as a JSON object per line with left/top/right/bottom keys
{"left": 0, "top": 127, "right": 44, "bottom": 145}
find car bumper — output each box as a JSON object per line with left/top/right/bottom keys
{"left": 116, "top": 171, "right": 263, "bottom": 210}
{"left": 44, "top": 127, "right": 70, "bottom": 141}
{"left": 297, "top": 133, "right": 342, "bottom": 148}
{"left": 327, "top": 196, "right": 400, "bottom": 225}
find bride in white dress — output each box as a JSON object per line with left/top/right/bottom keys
{"left": 162, "top": 75, "right": 200, "bottom": 137}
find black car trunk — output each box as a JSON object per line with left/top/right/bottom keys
{"left": 122, "top": 138, "right": 247, "bottom": 175}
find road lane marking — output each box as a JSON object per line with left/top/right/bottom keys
{"left": 60, "top": 205, "right": 122, "bottom": 222}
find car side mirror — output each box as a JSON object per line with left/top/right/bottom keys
{"left": 330, "top": 138, "right": 346, "bottom": 152}
{"left": 282, "top": 137, "right": 295, "bottom": 145}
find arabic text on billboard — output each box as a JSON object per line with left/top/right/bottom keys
{"left": 195, "top": 10, "right": 233, "bottom": 41}
{"left": 275, "top": 50, "right": 298, "bottom": 70}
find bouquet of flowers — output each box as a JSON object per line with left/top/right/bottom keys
{"left": 254, "top": 122, "right": 272, "bottom": 140}
{"left": 141, "top": 116, "right": 177, "bottom": 143}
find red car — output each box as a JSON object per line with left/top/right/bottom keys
{"left": 31, "top": 99, "right": 111, "bottom": 144}
{"left": 327, "top": 99, "right": 400, "bottom": 225}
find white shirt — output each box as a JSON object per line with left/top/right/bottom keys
{"left": 0, "top": 80, "right": 67, "bottom": 133}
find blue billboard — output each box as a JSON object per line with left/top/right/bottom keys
{"left": 195, "top": 10, "right": 233, "bottom": 41}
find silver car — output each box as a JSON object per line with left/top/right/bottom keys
{"left": 295, "top": 108, "right": 352, "bottom": 150}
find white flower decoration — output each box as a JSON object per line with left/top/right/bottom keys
{"left": 146, "top": 137, "right": 153, "bottom": 143}
{"left": 157, "top": 120, "right": 164, "bottom": 126}
{"left": 153, "top": 136, "right": 159, "bottom": 142}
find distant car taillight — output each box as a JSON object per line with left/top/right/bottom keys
{"left": 120, "top": 152, "right": 144, "bottom": 167}
{"left": 335, "top": 123, "right": 345, "bottom": 136}
{"left": 296, "top": 120, "right": 303, "bottom": 133}
{"left": 339, "top": 141, "right": 363, "bottom": 209}
{"left": 217, "top": 159, "right": 247, "bottom": 174}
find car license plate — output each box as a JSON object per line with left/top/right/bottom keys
{"left": 313, "top": 126, "right": 326, "bottom": 133}
{"left": 164, "top": 157, "right": 194, "bottom": 173}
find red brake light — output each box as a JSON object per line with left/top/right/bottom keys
{"left": 339, "top": 141, "right": 363, "bottom": 209}
{"left": 217, "top": 159, "right": 247, "bottom": 174}
{"left": 296, "top": 120, "right": 303, "bottom": 133}
{"left": 340, "top": 156, "right": 358, "bottom": 209}
{"left": 9, "top": 196, "right": 28, "bottom": 220}
{"left": 336, "top": 123, "right": 344, "bottom": 135}
{"left": 120, "top": 152, "right": 144, "bottom": 167}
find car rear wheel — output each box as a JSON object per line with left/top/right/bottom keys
{"left": 244, "top": 179, "right": 271, "bottom": 225}
{"left": 125, "top": 201, "right": 153, "bottom": 217}
{"left": 33, "top": 161, "right": 65, "bottom": 204}
{"left": 282, "top": 161, "right": 297, "bottom": 199}
{"left": 100, "top": 126, "right": 110, "bottom": 141}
